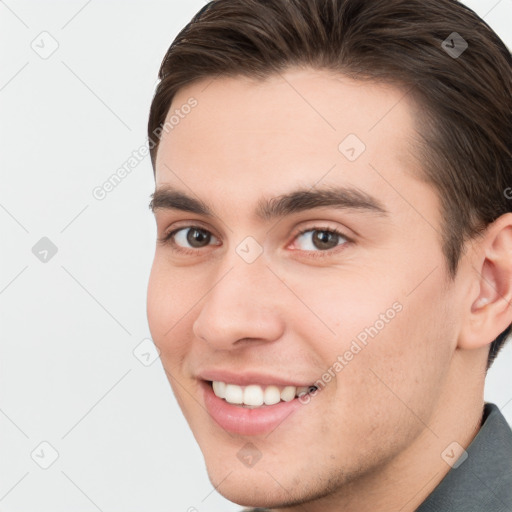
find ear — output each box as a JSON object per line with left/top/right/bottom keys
{"left": 458, "top": 213, "right": 512, "bottom": 350}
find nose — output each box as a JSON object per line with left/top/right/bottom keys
{"left": 192, "top": 258, "right": 285, "bottom": 350}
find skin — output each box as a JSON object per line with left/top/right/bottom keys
{"left": 146, "top": 68, "right": 512, "bottom": 511}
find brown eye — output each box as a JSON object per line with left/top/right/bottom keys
{"left": 312, "top": 230, "right": 340, "bottom": 250}
{"left": 294, "top": 228, "right": 348, "bottom": 252}
{"left": 169, "top": 226, "right": 219, "bottom": 249}
{"left": 186, "top": 228, "right": 211, "bottom": 247}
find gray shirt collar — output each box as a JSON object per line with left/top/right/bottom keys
{"left": 416, "top": 402, "right": 512, "bottom": 512}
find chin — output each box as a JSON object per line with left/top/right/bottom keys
{"left": 204, "top": 464, "right": 290, "bottom": 509}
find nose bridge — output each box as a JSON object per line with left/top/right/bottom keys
{"left": 192, "top": 252, "right": 284, "bottom": 347}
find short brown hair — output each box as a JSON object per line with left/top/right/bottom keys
{"left": 148, "top": 0, "right": 512, "bottom": 368}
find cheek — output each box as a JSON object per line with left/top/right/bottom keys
{"left": 283, "top": 268, "right": 403, "bottom": 362}
{"left": 332, "top": 273, "right": 455, "bottom": 443}
{"left": 146, "top": 260, "right": 169, "bottom": 341}
{"left": 146, "top": 257, "right": 195, "bottom": 355}
{"left": 289, "top": 266, "right": 454, "bottom": 441}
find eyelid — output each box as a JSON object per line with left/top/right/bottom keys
{"left": 159, "top": 219, "right": 218, "bottom": 238}
{"left": 287, "top": 225, "right": 352, "bottom": 253}
{"left": 158, "top": 222, "right": 221, "bottom": 248}
{"left": 158, "top": 221, "right": 353, "bottom": 257}
{"left": 294, "top": 224, "right": 352, "bottom": 241}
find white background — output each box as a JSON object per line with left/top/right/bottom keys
{"left": 0, "top": 1, "right": 511, "bottom": 511}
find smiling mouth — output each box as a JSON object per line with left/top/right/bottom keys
{"left": 208, "top": 380, "right": 318, "bottom": 408}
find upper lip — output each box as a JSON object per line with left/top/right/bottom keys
{"left": 197, "top": 369, "right": 317, "bottom": 388}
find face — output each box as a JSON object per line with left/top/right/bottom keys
{"left": 147, "top": 69, "right": 465, "bottom": 509}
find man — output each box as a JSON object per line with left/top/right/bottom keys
{"left": 146, "top": 0, "right": 512, "bottom": 510}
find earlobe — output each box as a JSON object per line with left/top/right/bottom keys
{"left": 458, "top": 215, "right": 512, "bottom": 351}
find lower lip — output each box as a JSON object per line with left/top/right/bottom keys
{"left": 202, "top": 381, "right": 313, "bottom": 436}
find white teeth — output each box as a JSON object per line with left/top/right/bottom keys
{"left": 212, "top": 381, "right": 226, "bottom": 399}
{"left": 224, "top": 384, "right": 243, "bottom": 404}
{"left": 211, "top": 381, "right": 317, "bottom": 406}
{"left": 244, "top": 385, "right": 264, "bottom": 406}
{"left": 264, "top": 385, "right": 281, "bottom": 405}
{"left": 280, "top": 386, "right": 296, "bottom": 402}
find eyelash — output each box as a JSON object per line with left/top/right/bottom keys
{"left": 158, "top": 224, "right": 352, "bottom": 258}
{"left": 158, "top": 224, "right": 217, "bottom": 255}
{"left": 294, "top": 226, "right": 352, "bottom": 257}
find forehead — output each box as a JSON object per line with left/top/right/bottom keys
{"left": 154, "top": 68, "right": 433, "bottom": 223}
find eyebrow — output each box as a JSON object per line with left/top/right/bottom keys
{"left": 149, "top": 185, "right": 389, "bottom": 220}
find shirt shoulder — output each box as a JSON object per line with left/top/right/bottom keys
{"left": 416, "top": 402, "right": 512, "bottom": 512}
